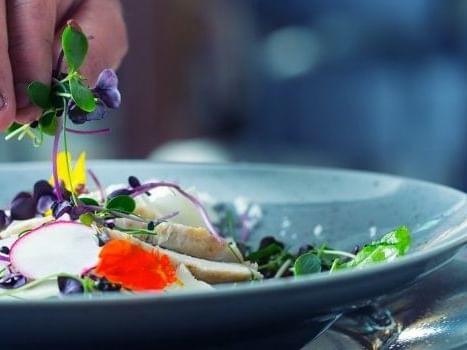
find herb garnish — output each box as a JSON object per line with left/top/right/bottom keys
{"left": 245, "top": 226, "right": 411, "bottom": 278}
{"left": 4, "top": 20, "right": 121, "bottom": 207}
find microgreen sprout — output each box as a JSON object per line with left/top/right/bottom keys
{"left": 4, "top": 20, "right": 121, "bottom": 206}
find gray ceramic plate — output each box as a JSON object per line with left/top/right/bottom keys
{"left": 0, "top": 161, "right": 466, "bottom": 347}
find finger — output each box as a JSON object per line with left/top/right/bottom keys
{"left": 0, "top": 0, "right": 16, "bottom": 130}
{"left": 7, "top": 0, "right": 57, "bottom": 124}
{"left": 61, "top": 0, "right": 128, "bottom": 85}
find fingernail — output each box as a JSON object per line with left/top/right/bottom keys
{"left": 15, "top": 83, "right": 30, "bottom": 109}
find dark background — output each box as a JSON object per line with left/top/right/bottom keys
{"left": 3, "top": 0, "right": 467, "bottom": 190}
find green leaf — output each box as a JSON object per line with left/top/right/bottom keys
{"left": 343, "top": 226, "right": 411, "bottom": 269}
{"left": 79, "top": 213, "right": 95, "bottom": 226}
{"left": 378, "top": 225, "right": 411, "bottom": 255}
{"left": 79, "top": 197, "right": 100, "bottom": 207}
{"left": 82, "top": 277, "right": 95, "bottom": 293}
{"left": 247, "top": 243, "right": 283, "bottom": 263}
{"left": 39, "top": 111, "right": 58, "bottom": 136}
{"left": 69, "top": 78, "right": 96, "bottom": 112}
{"left": 27, "top": 81, "right": 51, "bottom": 109}
{"left": 106, "top": 195, "right": 136, "bottom": 214}
{"left": 293, "top": 252, "right": 322, "bottom": 276}
{"left": 61, "top": 24, "right": 88, "bottom": 71}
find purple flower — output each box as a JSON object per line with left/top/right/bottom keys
{"left": 36, "top": 195, "right": 55, "bottom": 214}
{"left": 67, "top": 69, "right": 120, "bottom": 125}
{"left": 93, "top": 69, "right": 121, "bottom": 109}
{"left": 69, "top": 101, "right": 107, "bottom": 125}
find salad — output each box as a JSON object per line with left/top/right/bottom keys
{"left": 0, "top": 21, "right": 411, "bottom": 299}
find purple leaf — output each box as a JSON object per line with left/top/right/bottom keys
{"left": 0, "top": 273, "right": 27, "bottom": 289}
{"left": 33, "top": 180, "right": 54, "bottom": 202}
{"left": 0, "top": 210, "right": 8, "bottom": 231}
{"left": 13, "top": 192, "right": 33, "bottom": 201}
{"left": 70, "top": 205, "right": 96, "bottom": 220}
{"left": 57, "top": 276, "right": 84, "bottom": 295}
{"left": 10, "top": 196, "right": 36, "bottom": 220}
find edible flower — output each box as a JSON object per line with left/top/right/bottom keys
{"left": 93, "top": 69, "right": 121, "bottom": 109}
{"left": 49, "top": 152, "right": 87, "bottom": 193}
{"left": 95, "top": 240, "right": 177, "bottom": 291}
{"left": 69, "top": 69, "right": 121, "bottom": 125}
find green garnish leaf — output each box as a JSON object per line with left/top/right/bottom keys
{"left": 27, "top": 81, "right": 51, "bottom": 109}
{"left": 106, "top": 195, "right": 136, "bottom": 214}
{"left": 61, "top": 24, "right": 88, "bottom": 71}
{"left": 293, "top": 252, "right": 322, "bottom": 276}
{"left": 69, "top": 78, "right": 96, "bottom": 112}
{"left": 79, "top": 197, "right": 100, "bottom": 206}
{"left": 39, "top": 111, "right": 58, "bottom": 136}
{"left": 375, "top": 225, "right": 411, "bottom": 255}
{"left": 342, "top": 226, "right": 411, "bottom": 269}
{"left": 247, "top": 243, "right": 283, "bottom": 263}
{"left": 82, "top": 277, "right": 96, "bottom": 293}
{"left": 79, "top": 213, "right": 94, "bottom": 226}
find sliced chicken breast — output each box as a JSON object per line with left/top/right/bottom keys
{"left": 107, "top": 229, "right": 262, "bottom": 284}
{"left": 135, "top": 222, "right": 243, "bottom": 263}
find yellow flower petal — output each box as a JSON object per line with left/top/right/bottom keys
{"left": 49, "top": 151, "right": 87, "bottom": 193}
{"left": 72, "top": 152, "right": 87, "bottom": 188}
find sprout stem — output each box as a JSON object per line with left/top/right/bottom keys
{"left": 88, "top": 169, "right": 106, "bottom": 202}
{"left": 274, "top": 259, "right": 292, "bottom": 278}
{"left": 53, "top": 50, "right": 64, "bottom": 78}
{"left": 321, "top": 249, "right": 356, "bottom": 260}
{"left": 56, "top": 92, "right": 72, "bottom": 98}
{"left": 62, "top": 100, "right": 78, "bottom": 206}
{"left": 52, "top": 119, "right": 63, "bottom": 201}
{"left": 65, "top": 127, "right": 110, "bottom": 135}
{"left": 4, "top": 124, "right": 30, "bottom": 141}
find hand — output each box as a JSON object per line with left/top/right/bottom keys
{"left": 0, "top": 0, "right": 128, "bottom": 131}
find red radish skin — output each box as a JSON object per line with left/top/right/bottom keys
{"left": 10, "top": 221, "right": 101, "bottom": 280}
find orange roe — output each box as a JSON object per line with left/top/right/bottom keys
{"left": 95, "top": 239, "right": 177, "bottom": 291}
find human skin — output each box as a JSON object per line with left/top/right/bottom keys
{"left": 0, "top": 0, "right": 128, "bottom": 131}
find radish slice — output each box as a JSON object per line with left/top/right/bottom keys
{"left": 10, "top": 222, "right": 100, "bottom": 279}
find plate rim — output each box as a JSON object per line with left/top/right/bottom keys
{"left": 0, "top": 160, "right": 466, "bottom": 306}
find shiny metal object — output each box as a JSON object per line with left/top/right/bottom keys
{"left": 309, "top": 250, "right": 467, "bottom": 349}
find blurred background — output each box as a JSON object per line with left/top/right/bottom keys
{"left": 2, "top": 0, "right": 467, "bottom": 189}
